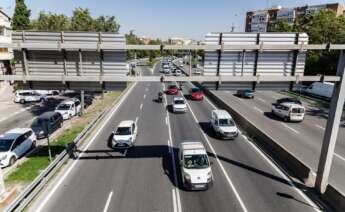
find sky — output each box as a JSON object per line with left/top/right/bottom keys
{"left": 1, "top": 0, "right": 344, "bottom": 40}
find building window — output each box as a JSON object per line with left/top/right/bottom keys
{"left": 0, "top": 27, "right": 4, "bottom": 36}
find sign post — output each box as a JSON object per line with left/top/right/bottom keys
{"left": 43, "top": 121, "right": 52, "bottom": 162}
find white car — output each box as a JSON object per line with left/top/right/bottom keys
{"left": 172, "top": 97, "right": 187, "bottom": 113}
{"left": 0, "top": 128, "right": 36, "bottom": 167}
{"left": 271, "top": 103, "right": 305, "bottom": 122}
{"left": 55, "top": 98, "right": 81, "bottom": 120}
{"left": 14, "top": 90, "right": 47, "bottom": 104}
{"left": 179, "top": 141, "right": 213, "bottom": 190}
{"left": 211, "top": 110, "right": 239, "bottom": 139}
{"left": 175, "top": 70, "right": 182, "bottom": 76}
{"left": 112, "top": 120, "right": 138, "bottom": 149}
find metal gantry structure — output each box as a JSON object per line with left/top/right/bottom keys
{"left": 0, "top": 31, "right": 345, "bottom": 194}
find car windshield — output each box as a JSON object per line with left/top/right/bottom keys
{"left": 174, "top": 100, "right": 185, "bottom": 104}
{"left": 291, "top": 108, "right": 304, "bottom": 114}
{"left": 0, "top": 138, "right": 14, "bottom": 152}
{"left": 57, "top": 104, "right": 70, "bottom": 110}
{"left": 31, "top": 118, "right": 47, "bottom": 127}
{"left": 115, "top": 127, "right": 131, "bottom": 135}
{"left": 218, "top": 118, "right": 235, "bottom": 126}
{"left": 191, "top": 88, "right": 201, "bottom": 93}
{"left": 184, "top": 154, "right": 209, "bottom": 169}
{"left": 169, "top": 85, "right": 177, "bottom": 89}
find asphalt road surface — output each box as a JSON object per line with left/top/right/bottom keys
{"left": 29, "top": 63, "right": 328, "bottom": 212}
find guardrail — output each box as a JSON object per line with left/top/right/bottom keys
{"left": 4, "top": 84, "right": 133, "bottom": 212}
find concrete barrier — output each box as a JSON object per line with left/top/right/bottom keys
{"left": 322, "top": 186, "right": 345, "bottom": 212}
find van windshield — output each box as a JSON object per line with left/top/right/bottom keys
{"left": 31, "top": 118, "right": 48, "bottom": 127}
{"left": 218, "top": 118, "right": 235, "bottom": 126}
{"left": 57, "top": 104, "right": 71, "bottom": 110}
{"left": 0, "top": 139, "right": 14, "bottom": 152}
{"left": 291, "top": 108, "right": 304, "bottom": 114}
{"left": 115, "top": 127, "right": 131, "bottom": 135}
{"left": 184, "top": 154, "right": 209, "bottom": 169}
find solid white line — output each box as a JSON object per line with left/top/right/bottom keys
{"left": 172, "top": 189, "right": 177, "bottom": 212}
{"left": 335, "top": 153, "right": 345, "bottom": 162}
{"left": 140, "top": 103, "right": 143, "bottom": 110}
{"left": 135, "top": 116, "right": 139, "bottom": 123}
{"left": 202, "top": 89, "right": 320, "bottom": 211}
{"left": 253, "top": 106, "right": 264, "bottom": 113}
{"left": 281, "top": 123, "right": 300, "bottom": 134}
{"left": 35, "top": 82, "right": 137, "bottom": 212}
{"left": 165, "top": 116, "right": 168, "bottom": 126}
{"left": 315, "top": 124, "right": 325, "bottom": 130}
{"left": 103, "top": 191, "right": 113, "bottom": 212}
{"left": 143, "top": 94, "right": 146, "bottom": 99}
{"left": 257, "top": 97, "right": 266, "bottom": 103}
{"left": 123, "top": 149, "right": 128, "bottom": 157}
{"left": 182, "top": 96, "right": 248, "bottom": 212}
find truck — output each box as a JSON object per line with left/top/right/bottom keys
{"left": 304, "top": 82, "right": 334, "bottom": 100}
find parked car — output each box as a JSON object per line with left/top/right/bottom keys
{"left": 304, "top": 82, "right": 334, "bottom": 100}
{"left": 172, "top": 97, "right": 187, "bottom": 113}
{"left": 189, "top": 87, "right": 204, "bottom": 100}
{"left": 210, "top": 110, "right": 239, "bottom": 139}
{"left": 167, "top": 84, "right": 178, "bottom": 95}
{"left": 179, "top": 141, "right": 213, "bottom": 190}
{"left": 271, "top": 103, "right": 305, "bottom": 122}
{"left": 276, "top": 97, "right": 302, "bottom": 105}
{"left": 111, "top": 120, "right": 138, "bottom": 149}
{"left": 175, "top": 70, "right": 182, "bottom": 76}
{"left": 55, "top": 98, "right": 81, "bottom": 120}
{"left": 14, "top": 90, "right": 47, "bottom": 104}
{"left": 0, "top": 128, "right": 36, "bottom": 167}
{"left": 31, "top": 112, "right": 63, "bottom": 139}
{"left": 237, "top": 89, "right": 255, "bottom": 98}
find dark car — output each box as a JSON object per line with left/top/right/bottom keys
{"left": 276, "top": 98, "right": 302, "bottom": 105}
{"left": 190, "top": 87, "right": 204, "bottom": 100}
{"left": 31, "top": 112, "right": 63, "bottom": 139}
{"left": 237, "top": 89, "right": 255, "bottom": 98}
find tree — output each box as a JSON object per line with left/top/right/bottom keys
{"left": 270, "top": 20, "right": 295, "bottom": 32}
{"left": 94, "top": 16, "right": 120, "bottom": 32}
{"left": 31, "top": 11, "right": 70, "bottom": 31}
{"left": 70, "top": 7, "right": 94, "bottom": 31}
{"left": 12, "top": 0, "right": 31, "bottom": 30}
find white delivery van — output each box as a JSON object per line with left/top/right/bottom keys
{"left": 210, "top": 110, "right": 239, "bottom": 139}
{"left": 305, "top": 82, "right": 334, "bottom": 100}
{"left": 271, "top": 102, "right": 305, "bottom": 122}
{"left": 55, "top": 98, "right": 81, "bottom": 120}
{"left": 14, "top": 90, "right": 47, "bottom": 104}
{"left": 179, "top": 141, "right": 213, "bottom": 190}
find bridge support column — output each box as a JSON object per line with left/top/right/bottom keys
{"left": 316, "top": 50, "right": 345, "bottom": 193}
{"left": 80, "top": 90, "right": 85, "bottom": 116}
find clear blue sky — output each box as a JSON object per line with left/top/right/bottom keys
{"left": 1, "top": 0, "right": 344, "bottom": 39}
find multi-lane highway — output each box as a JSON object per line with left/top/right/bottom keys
{"left": 28, "top": 63, "right": 327, "bottom": 212}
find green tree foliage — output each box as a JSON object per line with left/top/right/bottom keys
{"left": 12, "top": 0, "right": 31, "bottom": 30}
{"left": 31, "top": 12, "right": 70, "bottom": 31}
{"left": 94, "top": 16, "right": 120, "bottom": 32}
{"left": 269, "top": 9, "right": 345, "bottom": 75}
{"left": 70, "top": 7, "right": 94, "bottom": 31}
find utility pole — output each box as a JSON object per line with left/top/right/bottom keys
{"left": 316, "top": 50, "right": 345, "bottom": 193}
{"left": 80, "top": 90, "right": 85, "bottom": 116}
{"left": 189, "top": 50, "right": 192, "bottom": 76}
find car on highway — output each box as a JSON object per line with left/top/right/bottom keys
{"left": 271, "top": 102, "right": 305, "bottom": 122}
{"left": 167, "top": 84, "right": 178, "bottom": 95}
{"left": 14, "top": 90, "right": 48, "bottom": 104}
{"left": 189, "top": 87, "right": 204, "bottom": 100}
{"left": 31, "top": 112, "right": 63, "bottom": 139}
{"left": 55, "top": 98, "right": 81, "bottom": 120}
{"left": 175, "top": 70, "right": 182, "bottom": 76}
{"left": 193, "top": 69, "right": 202, "bottom": 75}
{"left": 276, "top": 97, "right": 302, "bottom": 105}
{"left": 0, "top": 128, "right": 36, "bottom": 167}
{"left": 180, "top": 63, "right": 184, "bottom": 68}
{"left": 179, "top": 141, "right": 213, "bottom": 190}
{"left": 236, "top": 89, "right": 255, "bottom": 98}
{"left": 112, "top": 120, "right": 137, "bottom": 149}
{"left": 211, "top": 110, "right": 239, "bottom": 139}
{"left": 172, "top": 97, "right": 187, "bottom": 113}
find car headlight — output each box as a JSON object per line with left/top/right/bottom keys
{"left": 39, "top": 130, "right": 44, "bottom": 135}
{"left": 0, "top": 155, "right": 7, "bottom": 160}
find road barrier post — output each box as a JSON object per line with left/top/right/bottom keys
{"left": 316, "top": 50, "right": 345, "bottom": 193}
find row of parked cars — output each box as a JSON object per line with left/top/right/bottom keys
{"left": 0, "top": 91, "right": 84, "bottom": 167}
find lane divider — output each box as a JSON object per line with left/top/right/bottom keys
{"left": 102, "top": 191, "right": 113, "bottom": 212}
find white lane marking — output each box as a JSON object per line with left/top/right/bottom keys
{"left": 123, "top": 149, "right": 128, "bottom": 157}
{"left": 0, "top": 106, "right": 33, "bottom": 123}
{"left": 172, "top": 189, "right": 177, "bottom": 212}
{"left": 335, "top": 153, "right": 345, "bottom": 162}
{"left": 165, "top": 116, "right": 168, "bottom": 126}
{"left": 202, "top": 91, "right": 320, "bottom": 211}
{"left": 253, "top": 106, "right": 264, "bottom": 113}
{"left": 315, "top": 124, "right": 325, "bottom": 130}
{"left": 257, "top": 97, "right": 266, "bottom": 103}
{"left": 281, "top": 123, "right": 300, "bottom": 134}
{"left": 103, "top": 191, "right": 113, "bottom": 212}
{"left": 143, "top": 94, "right": 146, "bottom": 99}
{"left": 135, "top": 116, "right": 139, "bottom": 123}
{"left": 140, "top": 103, "right": 143, "bottom": 110}
{"left": 163, "top": 83, "right": 182, "bottom": 212}
{"left": 36, "top": 82, "right": 138, "bottom": 212}
{"left": 182, "top": 95, "right": 248, "bottom": 212}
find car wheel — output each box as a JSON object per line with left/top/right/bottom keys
{"left": 9, "top": 156, "right": 16, "bottom": 166}
{"left": 69, "top": 114, "right": 72, "bottom": 119}
{"left": 284, "top": 116, "right": 289, "bottom": 122}
{"left": 20, "top": 99, "right": 25, "bottom": 104}
{"left": 59, "top": 122, "right": 63, "bottom": 128}
{"left": 31, "top": 140, "right": 37, "bottom": 149}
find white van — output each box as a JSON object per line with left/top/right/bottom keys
{"left": 14, "top": 90, "right": 47, "bottom": 104}
{"left": 271, "top": 103, "right": 305, "bottom": 122}
{"left": 179, "top": 141, "right": 213, "bottom": 190}
{"left": 55, "top": 98, "right": 81, "bottom": 120}
{"left": 304, "top": 82, "right": 334, "bottom": 100}
{"left": 210, "top": 110, "right": 239, "bottom": 139}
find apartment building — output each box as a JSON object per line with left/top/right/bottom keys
{"left": 0, "top": 9, "right": 12, "bottom": 74}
